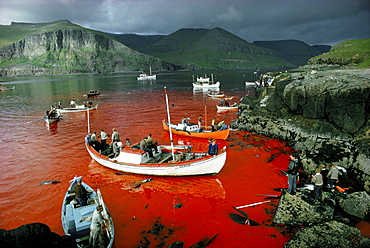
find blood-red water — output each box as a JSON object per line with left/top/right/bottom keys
{"left": 0, "top": 76, "right": 294, "bottom": 247}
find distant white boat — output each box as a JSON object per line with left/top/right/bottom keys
{"left": 193, "top": 74, "right": 220, "bottom": 89}
{"left": 137, "top": 67, "right": 156, "bottom": 80}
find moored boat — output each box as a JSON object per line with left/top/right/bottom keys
{"left": 59, "top": 104, "right": 98, "bottom": 113}
{"left": 137, "top": 67, "right": 156, "bottom": 80}
{"left": 192, "top": 74, "right": 220, "bottom": 89}
{"left": 207, "top": 92, "right": 225, "bottom": 98}
{"left": 86, "top": 90, "right": 100, "bottom": 97}
{"left": 86, "top": 142, "right": 227, "bottom": 176}
{"left": 61, "top": 176, "right": 114, "bottom": 248}
{"left": 162, "top": 119, "right": 230, "bottom": 140}
{"left": 216, "top": 103, "right": 239, "bottom": 111}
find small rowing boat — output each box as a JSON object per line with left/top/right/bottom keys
{"left": 162, "top": 119, "right": 230, "bottom": 140}
{"left": 44, "top": 110, "right": 61, "bottom": 124}
{"left": 86, "top": 90, "right": 100, "bottom": 97}
{"left": 59, "top": 104, "right": 98, "bottom": 113}
{"left": 216, "top": 103, "right": 239, "bottom": 111}
{"left": 61, "top": 176, "right": 114, "bottom": 248}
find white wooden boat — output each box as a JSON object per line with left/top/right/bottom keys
{"left": 59, "top": 104, "right": 98, "bottom": 113}
{"left": 61, "top": 176, "right": 114, "bottom": 248}
{"left": 216, "top": 103, "right": 239, "bottom": 111}
{"left": 44, "top": 110, "right": 61, "bottom": 124}
{"left": 207, "top": 92, "right": 225, "bottom": 98}
{"left": 137, "top": 67, "right": 156, "bottom": 80}
{"left": 245, "top": 81, "right": 259, "bottom": 87}
{"left": 86, "top": 142, "right": 227, "bottom": 176}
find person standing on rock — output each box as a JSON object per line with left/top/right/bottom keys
{"left": 327, "top": 164, "right": 342, "bottom": 191}
{"left": 312, "top": 168, "right": 324, "bottom": 201}
{"left": 287, "top": 153, "right": 299, "bottom": 195}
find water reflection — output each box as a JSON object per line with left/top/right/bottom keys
{"left": 46, "top": 121, "right": 58, "bottom": 134}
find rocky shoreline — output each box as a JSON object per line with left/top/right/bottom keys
{"left": 232, "top": 66, "right": 370, "bottom": 246}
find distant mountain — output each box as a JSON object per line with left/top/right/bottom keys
{"left": 134, "top": 27, "right": 296, "bottom": 69}
{"left": 253, "top": 40, "right": 331, "bottom": 66}
{"left": 108, "top": 33, "right": 165, "bottom": 50}
{"left": 0, "top": 20, "right": 173, "bottom": 77}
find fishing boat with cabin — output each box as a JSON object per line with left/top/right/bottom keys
{"left": 61, "top": 176, "right": 114, "bottom": 248}
{"left": 137, "top": 67, "right": 156, "bottom": 80}
{"left": 192, "top": 74, "right": 220, "bottom": 89}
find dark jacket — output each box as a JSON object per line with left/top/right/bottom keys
{"left": 287, "top": 159, "right": 299, "bottom": 175}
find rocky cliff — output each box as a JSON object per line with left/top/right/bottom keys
{"left": 233, "top": 67, "right": 370, "bottom": 186}
{"left": 0, "top": 21, "right": 174, "bottom": 77}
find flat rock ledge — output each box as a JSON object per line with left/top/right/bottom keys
{"left": 274, "top": 190, "right": 370, "bottom": 247}
{"left": 284, "top": 220, "right": 370, "bottom": 248}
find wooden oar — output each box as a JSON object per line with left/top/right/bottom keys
{"left": 27, "top": 117, "right": 44, "bottom": 123}
{"left": 235, "top": 200, "right": 271, "bottom": 209}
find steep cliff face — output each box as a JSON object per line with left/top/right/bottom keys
{"left": 234, "top": 68, "right": 370, "bottom": 186}
{"left": 0, "top": 29, "right": 172, "bottom": 76}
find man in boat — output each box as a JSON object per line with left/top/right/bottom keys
{"left": 217, "top": 119, "right": 225, "bottom": 130}
{"left": 57, "top": 100, "right": 62, "bottom": 109}
{"left": 73, "top": 177, "right": 88, "bottom": 207}
{"left": 219, "top": 123, "right": 229, "bottom": 131}
{"left": 207, "top": 139, "right": 218, "bottom": 156}
{"left": 98, "top": 130, "right": 110, "bottom": 151}
{"left": 211, "top": 117, "right": 217, "bottom": 132}
{"left": 146, "top": 133, "right": 159, "bottom": 153}
{"left": 85, "top": 132, "right": 92, "bottom": 146}
{"left": 70, "top": 99, "right": 76, "bottom": 108}
{"left": 89, "top": 205, "right": 107, "bottom": 248}
{"left": 91, "top": 131, "right": 101, "bottom": 151}
{"left": 140, "top": 137, "right": 154, "bottom": 158}
{"left": 111, "top": 128, "right": 120, "bottom": 143}
{"left": 112, "top": 141, "right": 123, "bottom": 158}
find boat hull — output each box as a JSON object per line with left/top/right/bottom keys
{"left": 59, "top": 104, "right": 98, "bottom": 113}
{"left": 162, "top": 120, "right": 230, "bottom": 140}
{"left": 216, "top": 104, "right": 238, "bottom": 111}
{"left": 193, "top": 81, "right": 220, "bottom": 89}
{"left": 86, "top": 143, "right": 227, "bottom": 176}
{"left": 61, "top": 177, "right": 114, "bottom": 248}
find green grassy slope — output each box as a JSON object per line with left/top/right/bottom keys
{"left": 309, "top": 39, "right": 370, "bottom": 67}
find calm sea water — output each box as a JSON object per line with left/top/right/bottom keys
{"left": 0, "top": 70, "right": 296, "bottom": 247}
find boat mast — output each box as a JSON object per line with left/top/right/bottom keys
{"left": 87, "top": 108, "right": 90, "bottom": 133}
{"left": 164, "top": 87, "right": 175, "bottom": 159}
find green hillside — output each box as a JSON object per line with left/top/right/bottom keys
{"left": 139, "top": 28, "right": 295, "bottom": 69}
{"left": 309, "top": 39, "right": 370, "bottom": 67}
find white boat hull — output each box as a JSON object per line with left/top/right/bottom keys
{"left": 59, "top": 104, "right": 98, "bottom": 113}
{"left": 86, "top": 144, "right": 227, "bottom": 176}
{"left": 193, "top": 81, "right": 220, "bottom": 89}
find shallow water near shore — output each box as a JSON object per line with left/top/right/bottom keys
{"left": 0, "top": 70, "right": 333, "bottom": 246}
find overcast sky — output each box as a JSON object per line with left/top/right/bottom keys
{"left": 0, "top": 0, "right": 369, "bottom": 46}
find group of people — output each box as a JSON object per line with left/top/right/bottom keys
{"left": 85, "top": 128, "right": 160, "bottom": 159}
{"left": 218, "top": 99, "right": 230, "bottom": 107}
{"left": 85, "top": 128, "right": 132, "bottom": 158}
{"left": 180, "top": 115, "right": 228, "bottom": 132}
{"left": 45, "top": 106, "right": 58, "bottom": 119}
{"left": 72, "top": 177, "right": 108, "bottom": 248}
{"left": 286, "top": 153, "right": 351, "bottom": 201}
